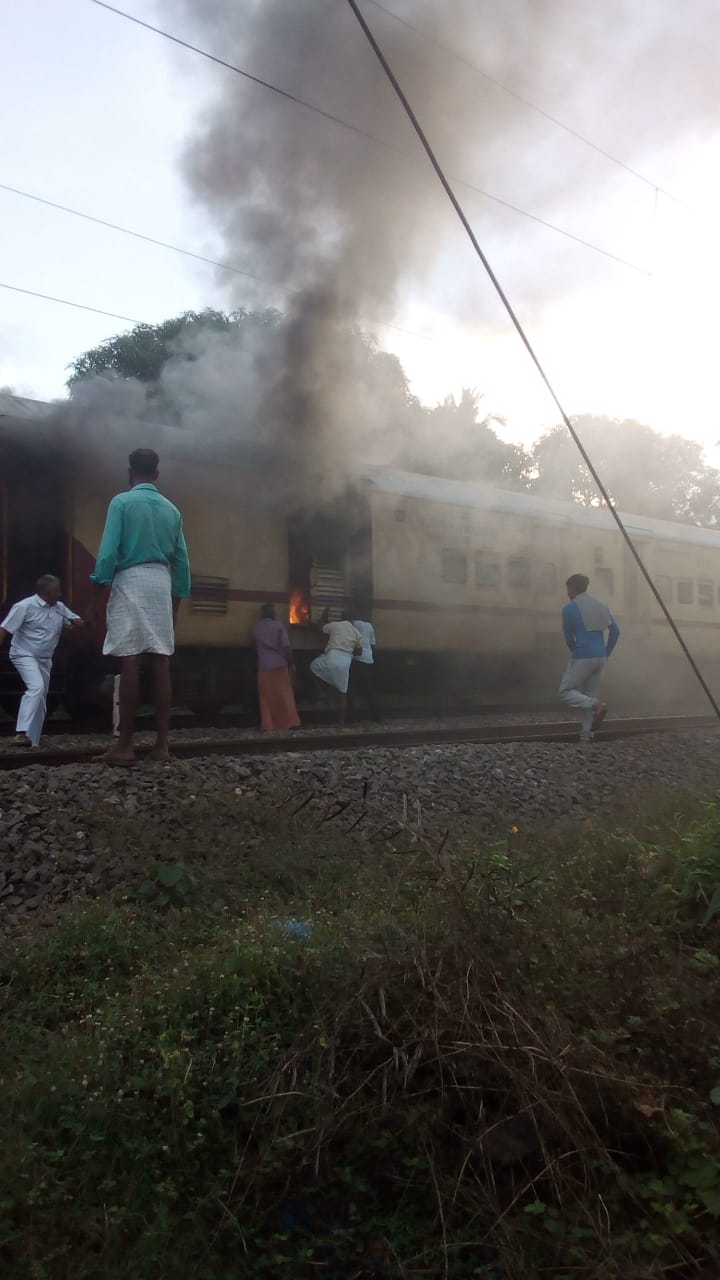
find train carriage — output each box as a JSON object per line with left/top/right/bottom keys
{"left": 357, "top": 468, "right": 720, "bottom": 708}
{"left": 1, "top": 392, "right": 719, "bottom": 719}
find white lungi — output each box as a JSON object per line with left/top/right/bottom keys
{"left": 310, "top": 648, "right": 353, "bottom": 694}
{"left": 11, "top": 655, "right": 52, "bottom": 747}
{"left": 103, "top": 564, "right": 174, "bottom": 657}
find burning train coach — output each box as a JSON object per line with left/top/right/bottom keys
{"left": 1, "top": 391, "right": 720, "bottom": 717}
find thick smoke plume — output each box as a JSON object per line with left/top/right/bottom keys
{"left": 57, "top": 0, "right": 720, "bottom": 504}
{"left": 173, "top": 0, "right": 503, "bottom": 501}
{"left": 168, "top": 0, "right": 720, "bottom": 499}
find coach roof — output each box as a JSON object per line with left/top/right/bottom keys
{"left": 359, "top": 467, "right": 720, "bottom": 552}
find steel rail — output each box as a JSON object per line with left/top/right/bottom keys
{"left": 5, "top": 702, "right": 560, "bottom": 738}
{"left": 0, "top": 715, "right": 716, "bottom": 772}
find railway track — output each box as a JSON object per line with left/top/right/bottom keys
{"left": 23, "top": 701, "right": 560, "bottom": 737}
{"left": 0, "top": 714, "right": 717, "bottom": 771}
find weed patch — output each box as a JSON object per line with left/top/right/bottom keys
{"left": 1, "top": 789, "right": 720, "bottom": 1277}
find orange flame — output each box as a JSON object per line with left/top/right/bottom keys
{"left": 289, "top": 588, "right": 311, "bottom": 625}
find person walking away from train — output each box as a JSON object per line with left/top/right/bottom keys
{"left": 89, "top": 448, "right": 191, "bottom": 766}
{"left": 252, "top": 603, "right": 301, "bottom": 732}
{"left": 347, "top": 607, "right": 381, "bottom": 723}
{"left": 310, "top": 609, "right": 362, "bottom": 726}
{"left": 559, "top": 573, "right": 620, "bottom": 742}
{"left": 0, "top": 575, "right": 83, "bottom": 748}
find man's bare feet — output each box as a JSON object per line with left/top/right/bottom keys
{"left": 96, "top": 747, "right": 136, "bottom": 767}
{"left": 148, "top": 748, "right": 171, "bottom": 762}
{"left": 10, "top": 733, "right": 32, "bottom": 748}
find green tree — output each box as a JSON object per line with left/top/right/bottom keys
{"left": 532, "top": 415, "right": 720, "bottom": 527}
{"left": 67, "top": 311, "right": 531, "bottom": 487}
{"left": 66, "top": 308, "right": 281, "bottom": 387}
{"left": 409, "top": 388, "right": 530, "bottom": 487}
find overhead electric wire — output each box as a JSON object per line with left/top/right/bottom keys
{"left": 0, "top": 183, "right": 269, "bottom": 286}
{"left": 89, "top": 0, "right": 648, "bottom": 275}
{"left": 346, "top": 0, "right": 720, "bottom": 720}
{"left": 365, "top": 0, "right": 699, "bottom": 216}
{"left": 0, "top": 182, "right": 439, "bottom": 344}
{"left": 0, "top": 281, "right": 144, "bottom": 325}
{"left": 0, "top": 282, "right": 302, "bottom": 368}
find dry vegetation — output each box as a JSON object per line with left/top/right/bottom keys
{"left": 1, "top": 783, "right": 720, "bottom": 1279}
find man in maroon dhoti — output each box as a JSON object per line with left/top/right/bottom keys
{"left": 251, "top": 604, "right": 301, "bottom": 732}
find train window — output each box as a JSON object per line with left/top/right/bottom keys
{"left": 593, "top": 547, "right": 605, "bottom": 565}
{"left": 395, "top": 508, "right": 406, "bottom": 522}
{"left": 475, "top": 555, "right": 500, "bottom": 588}
{"left": 677, "top": 579, "right": 694, "bottom": 605}
{"left": 441, "top": 548, "right": 468, "bottom": 584}
{"left": 657, "top": 574, "right": 672, "bottom": 603}
{"left": 508, "top": 557, "right": 532, "bottom": 590}
{"left": 698, "top": 580, "right": 714, "bottom": 608}
{"left": 537, "top": 562, "right": 557, "bottom": 593}
{"left": 595, "top": 566, "right": 614, "bottom": 597}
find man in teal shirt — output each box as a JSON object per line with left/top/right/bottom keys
{"left": 91, "top": 448, "right": 191, "bottom": 765}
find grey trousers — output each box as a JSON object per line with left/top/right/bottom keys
{"left": 559, "top": 657, "right": 606, "bottom": 739}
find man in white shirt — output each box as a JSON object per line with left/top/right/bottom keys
{"left": 348, "top": 609, "right": 381, "bottom": 723}
{"left": 0, "top": 575, "right": 83, "bottom": 747}
{"left": 309, "top": 609, "right": 363, "bottom": 725}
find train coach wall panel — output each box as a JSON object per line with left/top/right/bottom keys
{"left": 369, "top": 490, "right": 570, "bottom": 655}
{"left": 69, "top": 457, "right": 289, "bottom": 647}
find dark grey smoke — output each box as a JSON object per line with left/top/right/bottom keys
{"left": 164, "top": 0, "right": 720, "bottom": 497}
{"left": 52, "top": 1, "right": 720, "bottom": 503}
{"left": 172, "top": 0, "right": 504, "bottom": 497}
{"left": 175, "top": 0, "right": 720, "bottom": 298}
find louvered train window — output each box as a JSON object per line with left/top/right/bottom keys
{"left": 595, "top": 566, "right": 615, "bottom": 597}
{"left": 508, "top": 557, "right": 532, "bottom": 590}
{"left": 441, "top": 548, "right": 468, "bottom": 584}
{"left": 190, "top": 575, "right": 230, "bottom": 614}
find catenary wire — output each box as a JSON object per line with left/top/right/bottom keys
{"left": 0, "top": 282, "right": 145, "bottom": 325}
{"left": 0, "top": 280, "right": 414, "bottom": 372}
{"left": 88, "top": 0, "right": 649, "bottom": 275}
{"left": 0, "top": 183, "right": 269, "bottom": 285}
{"left": 0, "top": 182, "right": 436, "bottom": 345}
{"left": 365, "top": 0, "right": 699, "bottom": 216}
{"left": 346, "top": 0, "right": 720, "bottom": 720}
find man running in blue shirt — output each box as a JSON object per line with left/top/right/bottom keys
{"left": 559, "top": 573, "right": 620, "bottom": 742}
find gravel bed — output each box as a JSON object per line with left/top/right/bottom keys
{"left": 0, "top": 729, "right": 719, "bottom": 931}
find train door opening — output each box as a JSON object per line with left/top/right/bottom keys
{"left": 287, "top": 492, "right": 373, "bottom": 627}
{"left": 1, "top": 462, "right": 67, "bottom": 611}
{"left": 0, "top": 450, "right": 69, "bottom": 716}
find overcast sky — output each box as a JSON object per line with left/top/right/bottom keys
{"left": 3, "top": 0, "right": 720, "bottom": 456}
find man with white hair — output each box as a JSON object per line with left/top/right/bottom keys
{"left": 0, "top": 575, "right": 83, "bottom": 747}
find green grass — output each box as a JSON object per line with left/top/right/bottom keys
{"left": 2, "top": 790, "right": 720, "bottom": 1278}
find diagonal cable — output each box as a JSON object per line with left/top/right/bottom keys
{"left": 88, "top": 0, "right": 648, "bottom": 275}
{"left": 346, "top": 0, "right": 720, "bottom": 719}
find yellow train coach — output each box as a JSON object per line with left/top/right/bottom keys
{"left": 1, "top": 393, "right": 718, "bottom": 716}
{"left": 360, "top": 469, "right": 720, "bottom": 709}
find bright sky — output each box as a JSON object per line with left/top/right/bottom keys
{"left": 3, "top": 0, "right": 720, "bottom": 459}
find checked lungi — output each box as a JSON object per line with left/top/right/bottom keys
{"left": 103, "top": 564, "right": 175, "bottom": 657}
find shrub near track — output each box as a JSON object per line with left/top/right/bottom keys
{"left": 1, "top": 792, "right": 720, "bottom": 1279}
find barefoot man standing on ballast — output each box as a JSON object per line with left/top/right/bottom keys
{"left": 90, "top": 449, "right": 191, "bottom": 766}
